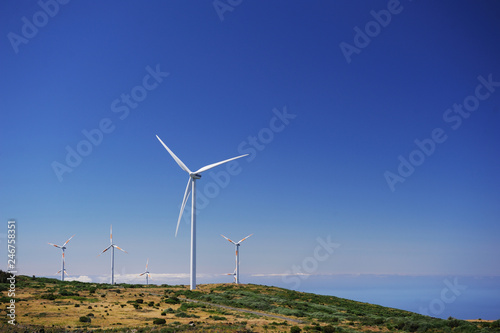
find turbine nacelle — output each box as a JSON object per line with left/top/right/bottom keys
{"left": 190, "top": 173, "right": 202, "bottom": 179}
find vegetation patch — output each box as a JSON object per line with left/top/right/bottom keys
{"left": 79, "top": 316, "right": 91, "bottom": 323}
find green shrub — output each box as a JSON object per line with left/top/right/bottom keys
{"left": 164, "top": 297, "right": 180, "bottom": 304}
{"left": 321, "top": 325, "right": 337, "bottom": 333}
{"left": 290, "top": 326, "right": 301, "bottom": 333}
{"left": 79, "top": 316, "right": 91, "bottom": 323}
{"left": 153, "top": 318, "right": 166, "bottom": 325}
{"left": 41, "top": 293, "right": 57, "bottom": 300}
{"left": 175, "top": 312, "right": 189, "bottom": 318}
{"left": 161, "top": 308, "right": 175, "bottom": 315}
{"left": 59, "top": 289, "right": 78, "bottom": 296}
{"left": 175, "top": 312, "right": 199, "bottom": 318}
{"left": 136, "top": 299, "right": 144, "bottom": 304}
{"left": 403, "top": 320, "right": 420, "bottom": 332}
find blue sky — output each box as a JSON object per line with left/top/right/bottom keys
{"left": 1, "top": 0, "right": 499, "bottom": 317}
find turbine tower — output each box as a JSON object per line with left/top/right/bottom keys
{"left": 48, "top": 234, "right": 75, "bottom": 281}
{"left": 156, "top": 135, "right": 248, "bottom": 290}
{"left": 139, "top": 258, "right": 152, "bottom": 285}
{"left": 221, "top": 234, "right": 253, "bottom": 284}
{"left": 98, "top": 225, "right": 127, "bottom": 285}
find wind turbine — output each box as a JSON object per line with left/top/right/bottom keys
{"left": 98, "top": 225, "right": 127, "bottom": 285}
{"left": 48, "top": 234, "right": 75, "bottom": 281}
{"left": 156, "top": 135, "right": 248, "bottom": 290}
{"left": 139, "top": 258, "right": 152, "bottom": 285}
{"left": 221, "top": 234, "right": 253, "bottom": 284}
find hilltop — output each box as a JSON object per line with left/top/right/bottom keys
{"left": 1, "top": 273, "right": 499, "bottom": 332}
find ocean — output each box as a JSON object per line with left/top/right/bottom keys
{"left": 250, "top": 274, "right": 500, "bottom": 320}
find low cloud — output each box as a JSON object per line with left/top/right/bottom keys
{"left": 65, "top": 275, "right": 93, "bottom": 283}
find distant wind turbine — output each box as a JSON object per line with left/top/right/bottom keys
{"left": 156, "top": 135, "right": 248, "bottom": 290}
{"left": 139, "top": 258, "right": 152, "bottom": 285}
{"left": 48, "top": 234, "right": 75, "bottom": 281}
{"left": 221, "top": 234, "right": 253, "bottom": 284}
{"left": 98, "top": 225, "right": 127, "bottom": 285}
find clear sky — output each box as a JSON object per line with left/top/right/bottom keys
{"left": 1, "top": 0, "right": 499, "bottom": 313}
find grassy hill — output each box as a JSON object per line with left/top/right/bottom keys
{"left": 1, "top": 272, "right": 499, "bottom": 332}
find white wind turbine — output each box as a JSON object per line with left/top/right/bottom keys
{"left": 156, "top": 135, "right": 248, "bottom": 290}
{"left": 221, "top": 234, "right": 253, "bottom": 284}
{"left": 98, "top": 225, "right": 127, "bottom": 285}
{"left": 48, "top": 234, "right": 75, "bottom": 281}
{"left": 139, "top": 258, "right": 152, "bottom": 285}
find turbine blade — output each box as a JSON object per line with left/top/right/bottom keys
{"left": 139, "top": 272, "right": 146, "bottom": 276}
{"left": 145, "top": 258, "right": 149, "bottom": 270}
{"left": 48, "top": 243, "right": 61, "bottom": 248}
{"left": 114, "top": 245, "right": 127, "bottom": 253}
{"left": 148, "top": 274, "right": 152, "bottom": 280}
{"left": 98, "top": 245, "right": 112, "bottom": 256}
{"left": 194, "top": 154, "right": 248, "bottom": 174}
{"left": 221, "top": 234, "right": 236, "bottom": 245}
{"left": 175, "top": 177, "right": 192, "bottom": 237}
{"left": 156, "top": 135, "right": 191, "bottom": 174}
{"left": 110, "top": 225, "right": 113, "bottom": 244}
{"left": 237, "top": 234, "right": 253, "bottom": 244}
{"left": 63, "top": 234, "right": 76, "bottom": 247}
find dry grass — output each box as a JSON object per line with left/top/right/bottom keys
{"left": 9, "top": 281, "right": 301, "bottom": 332}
